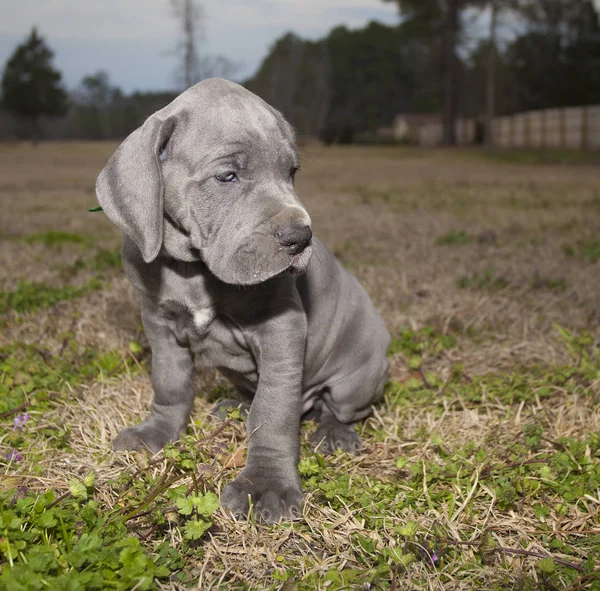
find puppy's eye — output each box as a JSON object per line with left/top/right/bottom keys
{"left": 215, "top": 171, "right": 237, "bottom": 183}
{"left": 291, "top": 166, "right": 300, "bottom": 181}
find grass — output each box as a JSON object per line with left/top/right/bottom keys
{"left": 0, "top": 339, "right": 137, "bottom": 418}
{"left": 0, "top": 279, "right": 102, "bottom": 316}
{"left": 23, "top": 230, "right": 89, "bottom": 248}
{"left": 564, "top": 240, "right": 600, "bottom": 263}
{"left": 435, "top": 230, "right": 471, "bottom": 246}
{"left": 457, "top": 269, "right": 510, "bottom": 292}
{"left": 1, "top": 142, "right": 600, "bottom": 589}
{"left": 57, "top": 247, "right": 122, "bottom": 280}
{"left": 481, "top": 148, "right": 600, "bottom": 166}
{"left": 3, "top": 326, "right": 598, "bottom": 589}
{"left": 0, "top": 247, "right": 121, "bottom": 318}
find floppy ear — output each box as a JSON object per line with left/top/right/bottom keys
{"left": 96, "top": 115, "right": 174, "bottom": 263}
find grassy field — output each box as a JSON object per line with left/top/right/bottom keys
{"left": 1, "top": 142, "right": 600, "bottom": 590}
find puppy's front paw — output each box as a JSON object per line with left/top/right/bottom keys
{"left": 113, "top": 421, "right": 180, "bottom": 453}
{"left": 311, "top": 422, "right": 362, "bottom": 454}
{"left": 221, "top": 469, "right": 303, "bottom": 523}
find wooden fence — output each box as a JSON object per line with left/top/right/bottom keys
{"left": 419, "top": 105, "right": 600, "bottom": 149}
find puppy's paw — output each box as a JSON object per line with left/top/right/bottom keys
{"left": 311, "top": 422, "right": 362, "bottom": 454}
{"left": 113, "top": 421, "right": 179, "bottom": 453}
{"left": 221, "top": 470, "right": 303, "bottom": 523}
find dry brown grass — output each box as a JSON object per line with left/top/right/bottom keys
{"left": 1, "top": 142, "right": 600, "bottom": 590}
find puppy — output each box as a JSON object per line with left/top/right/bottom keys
{"left": 96, "top": 78, "right": 390, "bottom": 522}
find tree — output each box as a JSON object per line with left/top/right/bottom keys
{"left": 0, "top": 28, "right": 69, "bottom": 140}
{"left": 247, "top": 33, "right": 330, "bottom": 137}
{"left": 73, "top": 71, "right": 123, "bottom": 140}
{"left": 384, "top": 0, "right": 486, "bottom": 145}
{"left": 246, "top": 22, "right": 442, "bottom": 140}
{"left": 485, "top": 0, "right": 522, "bottom": 146}
{"left": 77, "top": 71, "right": 119, "bottom": 107}
{"left": 170, "top": 0, "right": 240, "bottom": 88}
{"left": 505, "top": 0, "right": 600, "bottom": 110}
{"left": 464, "top": 0, "right": 600, "bottom": 122}
{"left": 485, "top": 0, "right": 498, "bottom": 146}
{"left": 171, "top": 0, "right": 204, "bottom": 88}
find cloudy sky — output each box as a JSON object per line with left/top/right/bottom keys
{"left": 0, "top": 0, "right": 400, "bottom": 93}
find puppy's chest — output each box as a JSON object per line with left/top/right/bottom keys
{"left": 160, "top": 299, "right": 254, "bottom": 372}
{"left": 155, "top": 263, "right": 220, "bottom": 343}
{"left": 151, "top": 262, "right": 256, "bottom": 374}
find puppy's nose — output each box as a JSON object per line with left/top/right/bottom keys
{"left": 276, "top": 225, "right": 312, "bottom": 255}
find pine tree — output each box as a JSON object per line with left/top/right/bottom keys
{"left": 1, "top": 28, "right": 69, "bottom": 140}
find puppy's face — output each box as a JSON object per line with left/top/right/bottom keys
{"left": 96, "top": 79, "right": 312, "bottom": 286}
{"left": 161, "top": 86, "right": 312, "bottom": 285}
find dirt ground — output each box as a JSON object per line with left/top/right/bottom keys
{"left": 1, "top": 142, "right": 600, "bottom": 590}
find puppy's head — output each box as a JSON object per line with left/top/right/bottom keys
{"left": 96, "top": 78, "right": 312, "bottom": 285}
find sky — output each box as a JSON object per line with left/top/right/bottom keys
{"left": 0, "top": 0, "right": 400, "bottom": 93}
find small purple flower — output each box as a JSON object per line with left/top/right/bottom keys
{"left": 5, "top": 450, "right": 22, "bottom": 462}
{"left": 13, "top": 413, "right": 30, "bottom": 430}
{"left": 431, "top": 552, "right": 439, "bottom": 565}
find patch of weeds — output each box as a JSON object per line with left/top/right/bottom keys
{"left": 90, "top": 246, "right": 121, "bottom": 272}
{"left": 24, "top": 230, "right": 89, "bottom": 248}
{"left": 467, "top": 366, "right": 590, "bottom": 405}
{"left": 477, "top": 431, "right": 600, "bottom": 513}
{"left": 402, "top": 441, "right": 599, "bottom": 580}
{"left": 563, "top": 240, "right": 600, "bottom": 263}
{"left": 0, "top": 433, "right": 224, "bottom": 589}
{"left": 436, "top": 230, "right": 471, "bottom": 246}
{"left": 0, "top": 487, "right": 170, "bottom": 590}
{"left": 387, "top": 326, "right": 599, "bottom": 408}
{"left": 297, "top": 564, "right": 390, "bottom": 589}
{"left": 554, "top": 324, "right": 597, "bottom": 365}
{"left": 523, "top": 422, "right": 544, "bottom": 450}
{"left": 388, "top": 326, "right": 457, "bottom": 358}
{"left": 457, "top": 269, "right": 510, "bottom": 291}
{"left": 387, "top": 326, "right": 456, "bottom": 375}
{"left": 578, "top": 240, "right": 600, "bottom": 263}
{"left": 0, "top": 278, "right": 102, "bottom": 316}
{"left": 298, "top": 437, "right": 599, "bottom": 589}
{"left": 0, "top": 341, "right": 137, "bottom": 452}
{"left": 58, "top": 246, "right": 122, "bottom": 280}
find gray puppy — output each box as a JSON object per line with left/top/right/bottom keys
{"left": 96, "top": 78, "right": 390, "bottom": 523}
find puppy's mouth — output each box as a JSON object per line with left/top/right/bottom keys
{"left": 204, "top": 239, "right": 313, "bottom": 285}
{"left": 286, "top": 245, "right": 312, "bottom": 276}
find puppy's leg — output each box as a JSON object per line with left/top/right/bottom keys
{"left": 113, "top": 301, "right": 195, "bottom": 453}
{"left": 221, "top": 310, "right": 306, "bottom": 523}
{"left": 310, "top": 405, "right": 362, "bottom": 454}
{"left": 311, "top": 358, "right": 388, "bottom": 454}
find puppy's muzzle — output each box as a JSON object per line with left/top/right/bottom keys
{"left": 276, "top": 225, "right": 313, "bottom": 255}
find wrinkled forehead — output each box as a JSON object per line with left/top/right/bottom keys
{"left": 174, "top": 87, "right": 297, "bottom": 163}
{"left": 220, "top": 92, "right": 293, "bottom": 141}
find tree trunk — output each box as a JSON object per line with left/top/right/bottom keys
{"left": 485, "top": 0, "right": 498, "bottom": 147}
{"left": 442, "top": 0, "right": 459, "bottom": 146}
{"left": 184, "top": 0, "right": 194, "bottom": 88}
